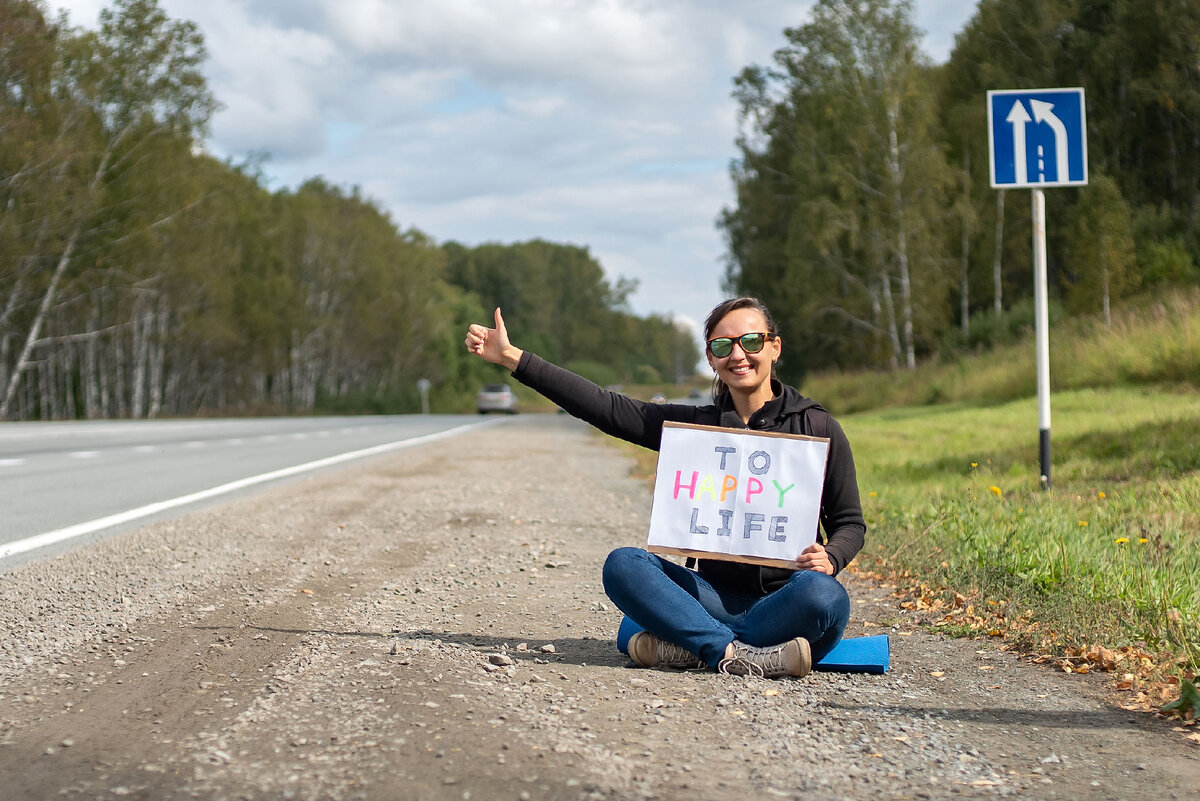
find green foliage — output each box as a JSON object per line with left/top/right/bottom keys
{"left": 805, "top": 289, "right": 1200, "bottom": 414}
{"left": 443, "top": 240, "right": 699, "bottom": 386}
{"left": 939, "top": 297, "right": 1064, "bottom": 354}
{"left": 1161, "top": 679, "right": 1199, "bottom": 720}
{"left": 1065, "top": 174, "right": 1137, "bottom": 320}
{"left": 563, "top": 360, "right": 619, "bottom": 389}
{"left": 725, "top": 0, "right": 1200, "bottom": 375}
{"left": 632, "top": 364, "right": 661, "bottom": 385}
{"left": 1139, "top": 240, "right": 1199, "bottom": 286}
{"left": 722, "top": 0, "right": 954, "bottom": 378}
{"left": 848, "top": 386, "right": 1200, "bottom": 668}
{"left": 0, "top": 1, "right": 697, "bottom": 420}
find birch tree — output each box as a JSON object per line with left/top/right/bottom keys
{"left": 1065, "top": 174, "right": 1136, "bottom": 327}
{"left": 722, "top": 0, "right": 952, "bottom": 375}
{"left": 0, "top": 0, "right": 215, "bottom": 418}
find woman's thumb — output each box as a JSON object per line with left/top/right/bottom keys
{"left": 493, "top": 307, "right": 506, "bottom": 332}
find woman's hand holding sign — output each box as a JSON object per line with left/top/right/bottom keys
{"left": 795, "top": 542, "right": 833, "bottom": 575}
{"left": 466, "top": 308, "right": 522, "bottom": 371}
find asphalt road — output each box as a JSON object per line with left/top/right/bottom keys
{"left": 0, "top": 414, "right": 505, "bottom": 563}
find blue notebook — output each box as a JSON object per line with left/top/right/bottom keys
{"left": 616, "top": 616, "right": 889, "bottom": 674}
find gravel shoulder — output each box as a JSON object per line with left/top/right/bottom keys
{"left": 1, "top": 415, "right": 1197, "bottom": 800}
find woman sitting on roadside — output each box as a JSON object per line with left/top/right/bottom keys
{"left": 464, "top": 297, "right": 866, "bottom": 678}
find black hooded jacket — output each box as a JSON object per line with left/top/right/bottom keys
{"left": 512, "top": 352, "right": 866, "bottom": 593}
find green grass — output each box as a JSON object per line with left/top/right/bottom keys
{"left": 802, "top": 289, "right": 1200, "bottom": 415}
{"left": 845, "top": 386, "right": 1200, "bottom": 670}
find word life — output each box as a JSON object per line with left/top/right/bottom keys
{"left": 672, "top": 446, "right": 794, "bottom": 542}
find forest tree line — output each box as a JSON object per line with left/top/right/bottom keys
{"left": 0, "top": 0, "right": 699, "bottom": 421}
{"left": 721, "top": 0, "right": 1200, "bottom": 383}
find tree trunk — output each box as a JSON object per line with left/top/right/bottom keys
{"left": 0, "top": 231, "right": 79, "bottom": 419}
{"left": 62, "top": 345, "right": 76, "bottom": 419}
{"left": 887, "top": 106, "right": 916, "bottom": 370}
{"left": 880, "top": 270, "right": 902, "bottom": 371}
{"left": 961, "top": 149, "right": 971, "bottom": 337}
{"left": 84, "top": 324, "right": 101, "bottom": 419}
{"left": 148, "top": 296, "right": 167, "bottom": 418}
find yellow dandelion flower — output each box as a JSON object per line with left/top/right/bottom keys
{"left": 1138, "top": 538, "right": 1148, "bottom": 544}
{"left": 970, "top": 462, "right": 978, "bottom": 468}
{"left": 868, "top": 491, "right": 877, "bottom": 497}
{"left": 988, "top": 486, "right": 1002, "bottom": 496}
{"left": 1078, "top": 520, "right": 1088, "bottom": 527}
{"left": 1115, "top": 537, "right": 1129, "bottom": 544}
{"left": 1097, "top": 491, "right": 1106, "bottom": 499}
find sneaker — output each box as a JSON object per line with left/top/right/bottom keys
{"left": 627, "top": 631, "right": 706, "bottom": 670}
{"left": 718, "top": 637, "right": 811, "bottom": 678}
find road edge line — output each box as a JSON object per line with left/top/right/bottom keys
{"left": 1, "top": 418, "right": 506, "bottom": 561}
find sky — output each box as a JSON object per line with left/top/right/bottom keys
{"left": 52, "top": 0, "right": 979, "bottom": 346}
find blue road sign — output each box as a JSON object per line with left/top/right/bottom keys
{"left": 988, "top": 88, "right": 1088, "bottom": 188}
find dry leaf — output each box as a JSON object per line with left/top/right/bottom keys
{"left": 930, "top": 671, "right": 945, "bottom": 677}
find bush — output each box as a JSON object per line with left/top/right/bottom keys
{"left": 940, "top": 297, "right": 1065, "bottom": 354}
{"left": 1139, "top": 238, "right": 1200, "bottom": 286}
{"left": 632, "top": 364, "right": 662, "bottom": 384}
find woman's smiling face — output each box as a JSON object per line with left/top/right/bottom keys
{"left": 705, "top": 307, "right": 781, "bottom": 394}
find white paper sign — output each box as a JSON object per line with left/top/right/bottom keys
{"left": 646, "top": 422, "right": 829, "bottom": 567}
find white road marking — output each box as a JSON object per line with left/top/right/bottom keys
{"left": 133, "top": 445, "right": 156, "bottom": 453}
{"left": 0, "top": 459, "right": 26, "bottom": 467}
{"left": 69, "top": 451, "right": 100, "bottom": 459}
{"left": 184, "top": 441, "right": 206, "bottom": 449}
{"left": 0, "top": 419, "right": 506, "bottom": 561}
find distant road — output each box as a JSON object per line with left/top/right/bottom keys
{"left": 0, "top": 415, "right": 504, "bottom": 564}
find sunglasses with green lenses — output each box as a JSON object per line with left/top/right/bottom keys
{"left": 706, "top": 332, "right": 776, "bottom": 358}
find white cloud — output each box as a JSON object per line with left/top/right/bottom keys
{"left": 51, "top": 0, "right": 978, "bottom": 351}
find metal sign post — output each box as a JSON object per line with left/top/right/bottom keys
{"left": 1031, "top": 190, "right": 1052, "bottom": 487}
{"left": 416, "top": 378, "right": 431, "bottom": 415}
{"left": 987, "top": 87, "right": 1088, "bottom": 490}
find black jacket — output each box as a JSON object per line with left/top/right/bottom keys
{"left": 513, "top": 352, "right": 866, "bottom": 593}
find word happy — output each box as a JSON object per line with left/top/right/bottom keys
{"left": 672, "top": 446, "right": 793, "bottom": 542}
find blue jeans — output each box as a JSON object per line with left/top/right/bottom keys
{"left": 602, "top": 546, "right": 850, "bottom": 669}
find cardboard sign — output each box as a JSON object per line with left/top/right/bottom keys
{"left": 646, "top": 422, "right": 829, "bottom": 568}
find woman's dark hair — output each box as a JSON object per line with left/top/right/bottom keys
{"left": 703, "top": 297, "right": 780, "bottom": 399}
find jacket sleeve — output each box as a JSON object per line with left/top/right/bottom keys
{"left": 512, "top": 351, "right": 698, "bottom": 450}
{"left": 819, "top": 417, "right": 867, "bottom": 575}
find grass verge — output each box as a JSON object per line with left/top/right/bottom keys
{"left": 608, "top": 384, "right": 1199, "bottom": 718}
{"left": 846, "top": 386, "right": 1198, "bottom": 714}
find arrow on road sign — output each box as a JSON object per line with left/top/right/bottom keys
{"left": 1030, "top": 100, "right": 1069, "bottom": 183}
{"left": 1005, "top": 101, "right": 1031, "bottom": 184}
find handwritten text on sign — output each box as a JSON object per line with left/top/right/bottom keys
{"left": 646, "top": 422, "right": 830, "bottom": 568}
